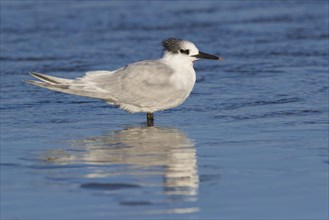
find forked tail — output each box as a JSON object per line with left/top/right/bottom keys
{"left": 26, "top": 72, "right": 109, "bottom": 100}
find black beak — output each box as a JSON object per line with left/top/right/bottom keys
{"left": 191, "top": 51, "right": 224, "bottom": 60}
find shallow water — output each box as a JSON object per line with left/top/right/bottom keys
{"left": 1, "top": 1, "right": 328, "bottom": 219}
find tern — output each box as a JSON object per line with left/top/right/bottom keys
{"left": 27, "top": 38, "right": 223, "bottom": 126}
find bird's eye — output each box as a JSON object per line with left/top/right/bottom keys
{"left": 180, "top": 49, "right": 190, "bottom": 55}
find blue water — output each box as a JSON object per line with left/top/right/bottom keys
{"left": 1, "top": 1, "right": 328, "bottom": 219}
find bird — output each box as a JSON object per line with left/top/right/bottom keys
{"left": 27, "top": 38, "right": 223, "bottom": 126}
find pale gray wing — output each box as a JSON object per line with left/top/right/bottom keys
{"left": 97, "top": 60, "right": 179, "bottom": 111}
{"left": 60, "top": 60, "right": 180, "bottom": 112}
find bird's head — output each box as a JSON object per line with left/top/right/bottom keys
{"left": 162, "top": 38, "right": 223, "bottom": 64}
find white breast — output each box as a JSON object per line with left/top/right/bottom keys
{"left": 170, "top": 66, "right": 196, "bottom": 94}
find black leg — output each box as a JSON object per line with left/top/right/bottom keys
{"left": 147, "top": 112, "right": 154, "bottom": 126}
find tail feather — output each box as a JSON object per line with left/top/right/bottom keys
{"left": 26, "top": 80, "right": 112, "bottom": 100}
{"left": 26, "top": 80, "right": 70, "bottom": 91}
{"left": 26, "top": 72, "right": 118, "bottom": 103}
{"left": 29, "top": 72, "right": 73, "bottom": 85}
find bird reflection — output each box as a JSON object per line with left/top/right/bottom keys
{"left": 43, "top": 126, "right": 199, "bottom": 198}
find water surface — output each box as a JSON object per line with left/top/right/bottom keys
{"left": 1, "top": 1, "right": 328, "bottom": 219}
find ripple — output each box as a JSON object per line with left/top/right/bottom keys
{"left": 120, "top": 201, "right": 153, "bottom": 206}
{"left": 173, "top": 7, "right": 217, "bottom": 15}
{"left": 246, "top": 15, "right": 294, "bottom": 24}
{"left": 215, "top": 109, "right": 322, "bottom": 121}
{"left": 29, "top": 164, "right": 87, "bottom": 170}
{"left": 80, "top": 182, "right": 141, "bottom": 191}
{"left": 221, "top": 98, "right": 303, "bottom": 111}
{"left": 0, "top": 56, "right": 62, "bottom": 61}
{"left": 0, "top": 163, "right": 22, "bottom": 167}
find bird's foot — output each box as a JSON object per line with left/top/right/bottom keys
{"left": 147, "top": 113, "right": 154, "bottom": 127}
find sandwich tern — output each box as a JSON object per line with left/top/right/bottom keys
{"left": 27, "top": 38, "right": 223, "bottom": 126}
